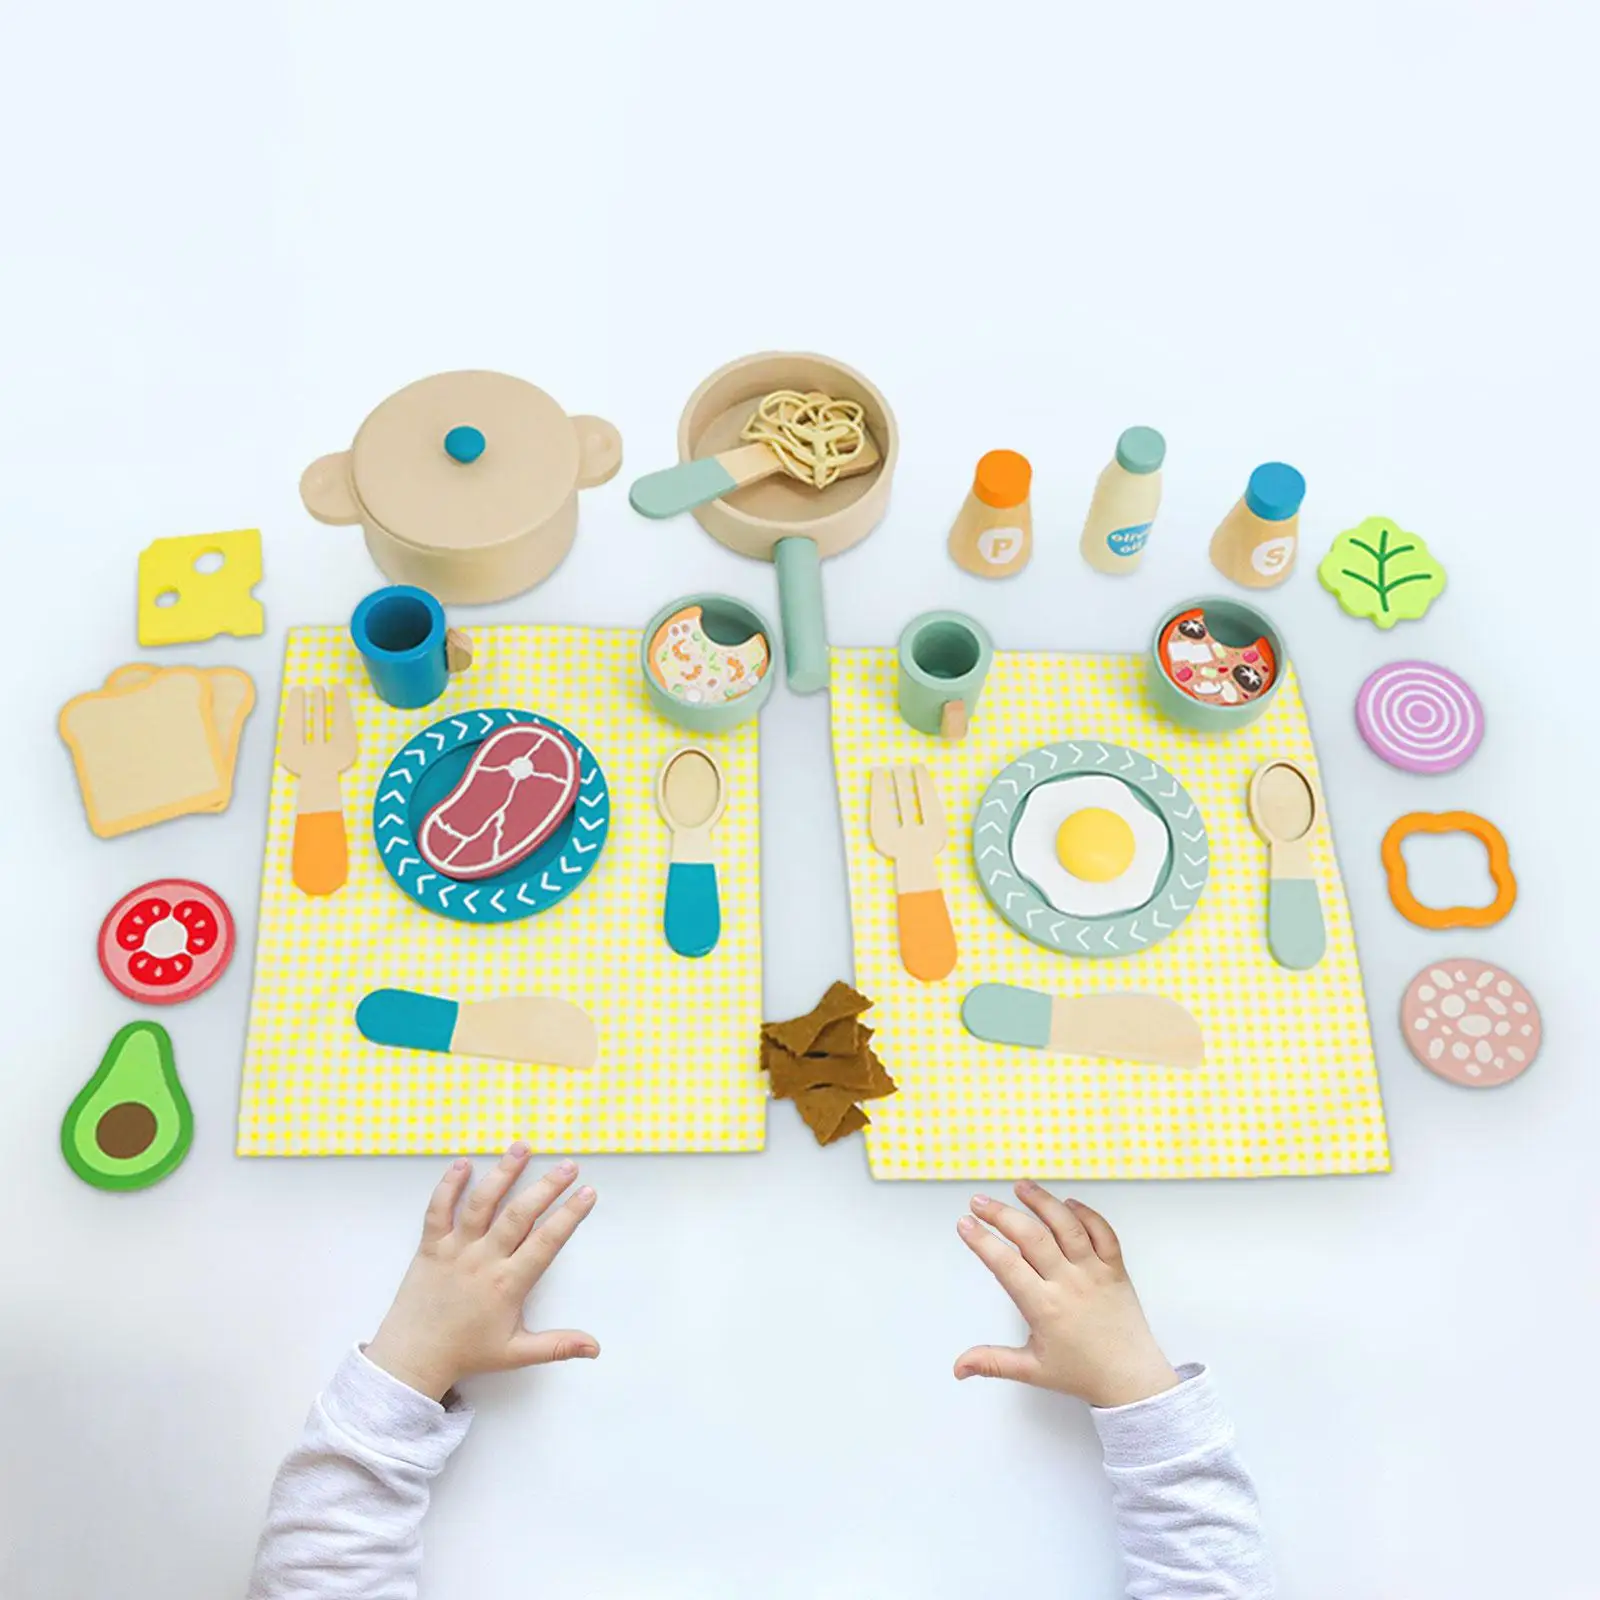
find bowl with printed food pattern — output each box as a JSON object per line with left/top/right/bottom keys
{"left": 640, "top": 593, "right": 776, "bottom": 734}
{"left": 1148, "top": 596, "right": 1287, "bottom": 733}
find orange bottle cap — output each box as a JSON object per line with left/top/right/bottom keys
{"left": 973, "top": 450, "right": 1032, "bottom": 509}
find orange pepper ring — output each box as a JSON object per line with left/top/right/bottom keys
{"left": 1380, "top": 810, "right": 1517, "bottom": 930}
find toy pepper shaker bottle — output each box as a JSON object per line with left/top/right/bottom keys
{"left": 1209, "top": 462, "right": 1307, "bottom": 589}
{"left": 947, "top": 450, "right": 1033, "bottom": 578}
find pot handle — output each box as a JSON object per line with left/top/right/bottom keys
{"left": 300, "top": 452, "right": 362, "bottom": 525}
{"left": 775, "top": 536, "right": 829, "bottom": 694}
{"left": 571, "top": 416, "right": 623, "bottom": 489}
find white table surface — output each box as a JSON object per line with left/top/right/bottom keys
{"left": 3, "top": 3, "right": 1594, "bottom": 1595}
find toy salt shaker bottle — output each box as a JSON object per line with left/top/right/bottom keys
{"left": 1079, "top": 426, "right": 1166, "bottom": 574}
{"left": 947, "top": 450, "right": 1033, "bottom": 578}
{"left": 1209, "top": 462, "right": 1307, "bottom": 589}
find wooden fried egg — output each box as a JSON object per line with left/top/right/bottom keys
{"left": 1011, "top": 775, "right": 1171, "bottom": 918}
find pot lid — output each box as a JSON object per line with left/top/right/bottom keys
{"left": 349, "top": 370, "right": 580, "bottom": 553}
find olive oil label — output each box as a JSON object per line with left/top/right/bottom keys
{"left": 1106, "top": 521, "right": 1152, "bottom": 557}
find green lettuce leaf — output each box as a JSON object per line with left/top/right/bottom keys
{"left": 1318, "top": 518, "right": 1445, "bottom": 628}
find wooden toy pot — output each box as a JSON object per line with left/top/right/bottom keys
{"left": 674, "top": 352, "right": 898, "bottom": 694}
{"left": 301, "top": 370, "right": 622, "bottom": 605}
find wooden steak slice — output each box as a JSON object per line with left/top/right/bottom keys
{"left": 419, "top": 724, "right": 581, "bottom": 881}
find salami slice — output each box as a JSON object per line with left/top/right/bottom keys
{"left": 418, "top": 724, "right": 580, "bottom": 881}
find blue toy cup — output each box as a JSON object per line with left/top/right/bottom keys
{"left": 351, "top": 586, "right": 465, "bottom": 709}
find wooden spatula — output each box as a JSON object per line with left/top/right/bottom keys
{"left": 628, "top": 432, "right": 881, "bottom": 521}
{"left": 356, "top": 989, "right": 598, "bottom": 1069}
{"left": 962, "top": 983, "right": 1205, "bottom": 1069}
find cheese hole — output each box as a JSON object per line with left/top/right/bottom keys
{"left": 155, "top": 589, "right": 180, "bottom": 608}
{"left": 194, "top": 550, "right": 225, "bottom": 574}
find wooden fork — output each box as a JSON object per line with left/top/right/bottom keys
{"left": 869, "top": 763, "right": 958, "bottom": 982}
{"left": 279, "top": 686, "right": 358, "bottom": 896}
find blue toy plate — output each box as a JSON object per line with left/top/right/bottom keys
{"left": 373, "top": 708, "right": 610, "bottom": 924}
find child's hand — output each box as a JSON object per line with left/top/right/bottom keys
{"left": 365, "top": 1146, "right": 599, "bottom": 1401}
{"left": 954, "top": 1181, "right": 1179, "bottom": 1409}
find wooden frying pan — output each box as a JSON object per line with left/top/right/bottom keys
{"left": 663, "top": 352, "right": 898, "bottom": 694}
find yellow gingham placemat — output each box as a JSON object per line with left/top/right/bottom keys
{"left": 831, "top": 647, "right": 1388, "bottom": 1181}
{"left": 238, "top": 625, "right": 766, "bottom": 1156}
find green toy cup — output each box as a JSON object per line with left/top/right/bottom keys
{"left": 1148, "top": 595, "right": 1287, "bottom": 733}
{"left": 640, "top": 593, "right": 776, "bottom": 734}
{"left": 897, "top": 610, "right": 994, "bottom": 739}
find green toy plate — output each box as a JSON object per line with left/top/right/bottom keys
{"left": 972, "top": 740, "right": 1210, "bottom": 957}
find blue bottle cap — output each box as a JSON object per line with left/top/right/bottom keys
{"left": 1244, "top": 462, "right": 1305, "bottom": 521}
{"left": 1115, "top": 426, "right": 1166, "bottom": 474}
{"left": 443, "top": 425, "right": 486, "bottom": 464}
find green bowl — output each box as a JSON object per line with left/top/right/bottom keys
{"left": 1147, "top": 595, "right": 1287, "bottom": 733}
{"left": 640, "top": 592, "right": 776, "bottom": 734}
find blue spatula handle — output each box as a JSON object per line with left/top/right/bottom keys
{"left": 628, "top": 457, "right": 740, "bottom": 520}
{"left": 356, "top": 988, "right": 460, "bottom": 1052}
{"left": 664, "top": 861, "right": 721, "bottom": 958}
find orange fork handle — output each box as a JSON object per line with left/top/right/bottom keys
{"left": 898, "top": 888, "right": 958, "bottom": 982}
{"left": 292, "top": 809, "right": 349, "bottom": 897}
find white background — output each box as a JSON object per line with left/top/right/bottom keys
{"left": 2, "top": 2, "right": 1596, "bottom": 1595}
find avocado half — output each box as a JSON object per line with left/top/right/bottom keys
{"left": 61, "top": 1021, "right": 194, "bottom": 1192}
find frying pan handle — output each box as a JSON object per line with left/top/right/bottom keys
{"left": 775, "top": 537, "right": 829, "bottom": 693}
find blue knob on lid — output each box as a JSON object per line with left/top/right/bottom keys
{"left": 443, "top": 425, "right": 486, "bottom": 464}
{"left": 1244, "top": 462, "right": 1306, "bottom": 522}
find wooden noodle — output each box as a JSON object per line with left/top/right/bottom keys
{"left": 740, "top": 389, "right": 868, "bottom": 489}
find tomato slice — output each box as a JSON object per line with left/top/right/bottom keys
{"left": 173, "top": 899, "right": 218, "bottom": 954}
{"left": 116, "top": 897, "right": 172, "bottom": 949}
{"left": 98, "top": 879, "right": 235, "bottom": 1005}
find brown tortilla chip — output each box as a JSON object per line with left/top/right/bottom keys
{"left": 762, "top": 981, "right": 871, "bottom": 1056}
{"left": 811, "top": 1015, "right": 866, "bottom": 1057}
{"left": 856, "top": 1046, "right": 898, "bottom": 1102}
{"left": 762, "top": 1041, "right": 817, "bottom": 1101}
{"left": 821, "top": 1105, "right": 870, "bottom": 1144}
{"left": 794, "top": 1086, "right": 865, "bottom": 1144}
{"left": 761, "top": 982, "right": 890, "bottom": 1146}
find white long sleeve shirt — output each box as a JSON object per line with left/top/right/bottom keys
{"left": 247, "top": 1350, "right": 1271, "bottom": 1598}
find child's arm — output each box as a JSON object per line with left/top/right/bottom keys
{"left": 954, "top": 1182, "right": 1273, "bottom": 1599}
{"left": 245, "top": 1345, "right": 471, "bottom": 1600}
{"left": 247, "top": 1147, "right": 599, "bottom": 1600}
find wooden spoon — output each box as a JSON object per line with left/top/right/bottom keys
{"left": 628, "top": 432, "right": 881, "bottom": 521}
{"left": 656, "top": 746, "right": 726, "bottom": 958}
{"left": 1247, "top": 760, "right": 1327, "bottom": 971}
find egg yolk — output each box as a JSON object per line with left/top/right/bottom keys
{"left": 1056, "top": 808, "right": 1137, "bottom": 882}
